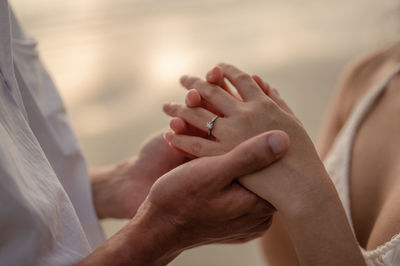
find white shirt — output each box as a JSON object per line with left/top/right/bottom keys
{"left": 0, "top": 1, "right": 105, "bottom": 265}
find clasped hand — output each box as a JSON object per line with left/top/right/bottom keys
{"left": 163, "top": 63, "right": 327, "bottom": 215}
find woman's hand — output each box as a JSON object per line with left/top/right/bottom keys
{"left": 162, "top": 63, "right": 325, "bottom": 211}
{"left": 163, "top": 63, "right": 302, "bottom": 159}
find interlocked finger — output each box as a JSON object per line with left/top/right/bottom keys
{"left": 218, "top": 63, "right": 265, "bottom": 101}
{"left": 181, "top": 76, "right": 239, "bottom": 116}
{"left": 166, "top": 133, "right": 224, "bottom": 157}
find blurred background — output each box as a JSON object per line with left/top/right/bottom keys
{"left": 10, "top": 0, "right": 399, "bottom": 265}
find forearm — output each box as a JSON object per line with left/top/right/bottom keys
{"left": 239, "top": 142, "right": 365, "bottom": 265}
{"left": 78, "top": 202, "right": 182, "bottom": 266}
{"left": 280, "top": 178, "right": 365, "bottom": 266}
{"left": 261, "top": 213, "right": 300, "bottom": 266}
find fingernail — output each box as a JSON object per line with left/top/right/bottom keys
{"left": 267, "top": 132, "right": 287, "bottom": 155}
{"left": 164, "top": 132, "right": 174, "bottom": 142}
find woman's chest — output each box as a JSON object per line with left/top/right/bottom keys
{"left": 350, "top": 81, "right": 400, "bottom": 249}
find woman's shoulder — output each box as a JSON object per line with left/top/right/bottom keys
{"left": 335, "top": 42, "right": 400, "bottom": 126}
{"left": 340, "top": 42, "right": 400, "bottom": 118}
{"left": 317, "top": 42, "right": 400, "bottom": 157}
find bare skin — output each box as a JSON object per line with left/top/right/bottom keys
{"left": 80, "top": 131, "right": 290, "bottom": 265}
{"left": 261, "top": 43, "right": 400, "bottom": 265}
{"left": 164, "top": 63, "right": 365, "bottom": 265}
{"left": 90, "top": 131, "right": 188, "bottom": 219}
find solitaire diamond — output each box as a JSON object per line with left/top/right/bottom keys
{"left": 206, "top": 115, "right": 219, "bottom": 136}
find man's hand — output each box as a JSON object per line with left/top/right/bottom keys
{"left": 78, "top": 130, "right": 290, "bottom": 266}
{"left": 145, "top": 130, "right": 289, "bottom": 248}
{"left": 91, "top": 131, "right": 188, "bottom": 219}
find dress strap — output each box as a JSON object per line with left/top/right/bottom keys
{"left": 345, "top": 64, "right": 400, "bottom": 134}
{"left": 323, "top": 64, "right": 400, "bottom": 232}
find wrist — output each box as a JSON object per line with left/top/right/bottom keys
{"left": 279, "top": 170, "right": 336, "bottom": 221}
{"left": 270, "top": 144, "right": 333, "bottom": 219}
{"left": 78, "top": 200, "right": 184, "bottom": 266}
{"left": 124, "top": 201, "right": 184, "bottom": 265}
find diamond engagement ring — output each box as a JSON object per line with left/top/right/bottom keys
{"left": 206, "top": 115, "right": 219, "bottom": 136}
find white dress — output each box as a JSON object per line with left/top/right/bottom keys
{"left": 324, "top": 64, "right": 400, "bottom": 265}
{"left": 0, "top": 1, "right": 105, "bottom": 265}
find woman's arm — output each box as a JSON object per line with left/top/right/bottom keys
{"left": 204, "top": 67, "right": 301, "bottom": 266}
{"left": 259, "top": 47, "right": 398, "bottom": 265}
{"left": 238, "top": 138, "right": 364, "bottom": 266}
{"left": 260, "top": 57, "right": 364, "bottom": 266}
{"left": 261, "top": 213, "right": 300, "bottom": 266}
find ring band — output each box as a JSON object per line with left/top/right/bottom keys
{"left": 206, "top": 115, "right": 219, "bottom": 136}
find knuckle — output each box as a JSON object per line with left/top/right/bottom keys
{"left": 191, "top": 107, "right": 206, "bottom": 118}
{"left": 167, "top": 103, "right": 180, "bottom": 116}
{"left": 235, "top": 72, "right": 251, "bottom": 83}
{"left": 224, "top": 63, "right": 235, "bottom": 71}
{"left": 259, "top": 99, "right": 273, "bottom": 108}
{"left": 228, "top": 102, "right": 241, "bottom": 113}
{"left": 186, "top": 77, "right": 201, "bottom": 88}
{"left": 239, "top": 148, "right": 262, "bottom": 169}
{"left": 219, "top": 63, "right": 237, "bottom": 75}
{"left": 241, "top": 190, "right": 259, "bottom": 206}
{"left": 219, "top": 126, "right": 233, "bottom": 139}
{"left": 189, "top": 141, "right": 203, "bottom": 156}
{"left": 235, "top": 106, "right": 252, "bottom": 122}
{"left": 237, "top": 110, "right": 251, "bottom": 122}
{"left": 259, "top": 99, "right": 277, "bottom": 111}
{"left": 176, "top": 105, "right": 192, "bottom": 118}
{"left": 220, "top": 121, "right": 245, "bottom": 144}
{"left": 201, "top": 84, "right": 218, "bottom": 99}
{"left": 170, "top": 134, "right": 180, "bottom": 146}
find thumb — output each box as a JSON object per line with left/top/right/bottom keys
{"left": 211, "top": 130, "right": 290, "bottom": 185}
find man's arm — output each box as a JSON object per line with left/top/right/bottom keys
{"left": 78, "top": 131, "right": 289, "bottom": 265}
{"left": 77, "top": 203, "right": 181, "bottom": 266}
